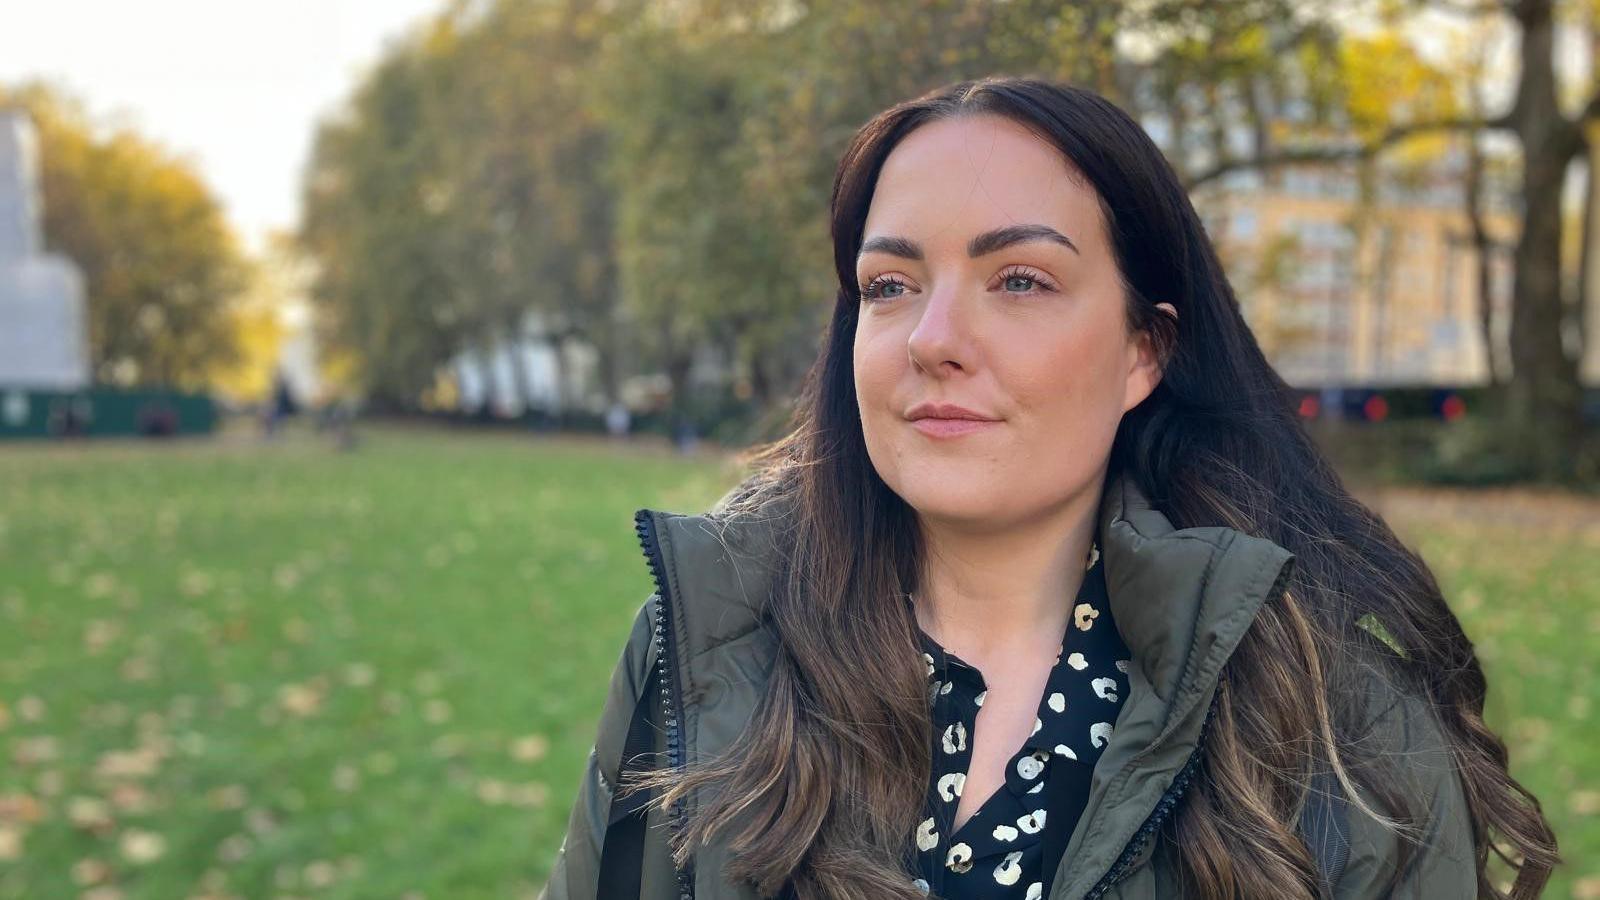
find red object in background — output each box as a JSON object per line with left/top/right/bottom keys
{"left": 1298, "top": 394, "right": 1320, "bottom": 418}
{"left": 1441, "top": 394, "right": 1466, "bottom": 421}
{"left": 1363, "top": 394, "right": 1389, "bottom": 422}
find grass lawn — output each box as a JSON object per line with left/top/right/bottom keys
{"left": 0, "top": 423, "right": 1594, "bottom": 898}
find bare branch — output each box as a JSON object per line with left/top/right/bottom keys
{"left": 1183, "top": 112, "right": 1514, "bottom": 190}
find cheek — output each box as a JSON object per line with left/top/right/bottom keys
{"left": 852, "top": 320, "right": 911, "bottom": 479}
{"left": 852, "top": 319, "right": 901, "bottom": 410}
{"left": 1005, "top": 317, "right": 1126, "bottom": 426}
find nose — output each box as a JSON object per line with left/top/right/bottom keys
{"left": 906, "top": 283, "right": 975, "bottom": 376}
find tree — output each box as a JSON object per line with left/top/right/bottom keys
{"left": 301, "top": 1, "right": 622, "bottom": 415}
{"left": 1180, "top": 0, "right": 1600, "bottom": 480}
{"left": 300, "top": 34, "right": 475, "bottom": 411}
{"left": 2, "top": 83, "right": 248, "bottom": 390}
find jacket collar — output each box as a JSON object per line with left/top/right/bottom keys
{"left": 642, "top": 469, "right": 1294, "bottom": 705}
{"left": 1093, "top": 469, "right": 1296, "bottom": 710}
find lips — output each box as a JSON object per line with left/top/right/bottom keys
{"left": 904, "top": 402, "right": 1002, "bottom": 439}
{"left": 910, "top": 417, "right": 1000, "bottom": 438}
{"left": 905, "top": 402, "right": 1000, "bottom": 422}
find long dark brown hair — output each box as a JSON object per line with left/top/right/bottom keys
{"left": 627, "top": 76, "right": 1557, "bottom": 899}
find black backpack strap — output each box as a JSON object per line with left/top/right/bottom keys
{"left": 599, "top": 663, "right": 662, "bottom": 900}
{"left": 1301, "top": 769, "right": 1352, "bottom": 896}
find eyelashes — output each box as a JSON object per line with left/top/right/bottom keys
{"left": 857, "top": 266, "right": 1059, "bottom": 303}
{"left": 858, "top": 273, "right": 911, "bottom": 302}
{"left": 995, "top": 266, "right": 1059, "bottom": 295}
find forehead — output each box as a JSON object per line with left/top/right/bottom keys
{"left": 864, "top": 113, "right": 1103, "bottom": 251}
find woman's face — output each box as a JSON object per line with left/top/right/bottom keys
{"left": 852, "top": 113, "right": 1172, "bottom": 529}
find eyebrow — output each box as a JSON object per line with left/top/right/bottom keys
{"left": 857, "top": 223, "right": 1079, "bottom": 262}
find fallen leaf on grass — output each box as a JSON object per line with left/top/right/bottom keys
{"left": 273, "top": 564, "right": 302, "bottom": 590}
{"left": 1573, "top": 790, "right": 1600, "bottom": 816}
{"left": 332, "top": 765, "right": 360, "bottom": 793}
{"left": 510, "top": 734, "right": 549, "bottom": 763}
{"left": 108, "top": 783, "right": 155, "bottom": 814}
{"left": 17, "top": 695, "right": 45, "bottom": 721}
{"left": 423, "top": 699, "right": 452, "bottom": 724}
{"left": 476, "top": 779, "right": 509, "bottom": 804}
{"left": 244, "top": 808, "right": 278, "bottom": 835}
{"left": 216, "top": 833, "right": 251, "bottom": 864}
{"left": 94, "top": 747, "right": 162, "bottom": 780}
{"left": 34, "top": 769, "right": 63, "bottom": 796}
{"left": 207, "top": 785, "right": 248, "bottom": 811}
{"left": 304, "top": 859, "right": 338, "bottom": 888}
{"left": 180, "top": 570, "right": 213, "bottom": 598}
{"left": 476, "top": 779, "right": 549, "bottom": 808}
{"left": 0, "top": 792, "right": 44, "bottom": 824}
{"left": 71, "top": 857, "right": 112, "bottom": 886}
{"left": 193, "top": 867, "right": 231, "bottom": 895}
{"left": 12, "top": 735, "right": 58, "bottom": 765}
{"left": 67, "top": 796, "right": 114, "bottom": 833}
{"left": 278, "top": 679, "right": 328, "bottom": 717}
{"left": 509, "top": 782, "right": 549, "bottom": 807}
{"left": 84, "top": 620, "right": 122, "bottom": 654}
{"left": 84, "top": 572, "right": 117, "bottom": 599}
{"left": 119, "top": 827, "right": 166, "bottom": 864}
{"left": 118, "top": 656, "right": 155, "bottom": 682}
{"left": 342, "top": 663, "right": 376, "bottom": 688}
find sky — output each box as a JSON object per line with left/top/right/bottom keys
{"left": 1, "top": 0, "right": 445, "bottom": 253}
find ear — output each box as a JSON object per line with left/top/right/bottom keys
{"left": 1122, "top": 303, "right": 1177, "bottom": 413}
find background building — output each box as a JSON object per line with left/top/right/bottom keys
{"left": 1193, "top": 156, "right": 1522, "bottom": 388}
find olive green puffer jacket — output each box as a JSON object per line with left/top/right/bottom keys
{"left": 539, "top": 472, "right": 1477, "bottom": 899}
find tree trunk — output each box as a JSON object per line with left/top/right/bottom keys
{"left": 667, "top": 350, "right": 694, "bottom": 434}
{"left": 1577, "top": 136, "right": 1596, "bottom": 384}
{"left": 476, "top": 341, "right": 499, "bottom": 418}
{"left": 549, "top": 333, "right": 569, "bottom": 426}
{"left": 1507, "top": 0, "right": 1583, "bottom": 479}
{"left": 1372, "top": 222, "right": 1397, "bottom": 380}
{"left": 503, "top": 318, "right": 536, "bottom": 419}
{"left": 592, "top": 308, "right": 624, "bottom": 408}
{"left": 1463, "top": 110, "right": 1502, "bottom": 386}
{"left": 749, "top": 350, "right": 773, "bottom": 411}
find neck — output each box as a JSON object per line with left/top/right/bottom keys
{"left": 912, "top": 478, "right": 1104, "bottom": 662}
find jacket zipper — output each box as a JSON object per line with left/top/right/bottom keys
{"left": 1079, "top": 552, "right": 1294, "bottom": 899}
{"left": 1078, "top": 688, "right": 1219, "bottom": 899}
{"left": 634, "top": 509, "right": 697, "bottom": 900}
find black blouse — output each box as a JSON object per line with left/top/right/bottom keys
{"left": 906, "top": 538, "right": 1130, "bottom": 899}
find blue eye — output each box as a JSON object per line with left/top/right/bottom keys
{"left": 859, "top": 275, "right": 909, "bottom": 302}
{"left": 997, "top": 266, "right": 1057, "bottom": 295}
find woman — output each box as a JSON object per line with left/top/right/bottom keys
{"left": 541, "top": 77, "right": 1557, "bottom": 900}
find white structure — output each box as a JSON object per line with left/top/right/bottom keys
{"left": 450, "top": 309, "right": 605, "bottom": 416}
{"left": 0, "top": 109, "right": 89, "bottom": 389}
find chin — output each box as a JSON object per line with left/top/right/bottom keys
{"left": 882, "top": 459, "right": 1016, "bottom": 526}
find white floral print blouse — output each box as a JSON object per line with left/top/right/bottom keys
{"left": 906, "top": 537, "right": 1130, "bottom": 899}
